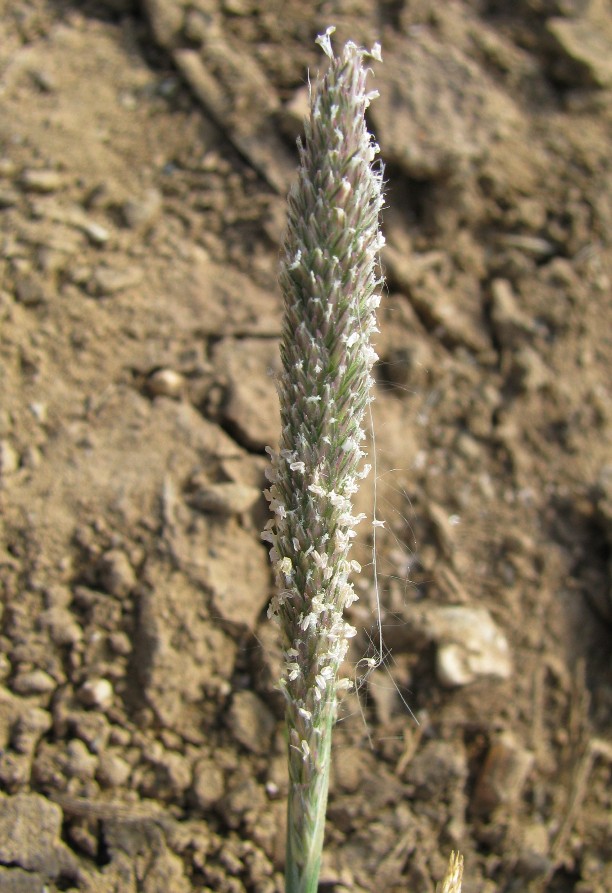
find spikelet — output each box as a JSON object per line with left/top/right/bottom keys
{"left": 437, "top": 851, "right": 464, "bottom": 893}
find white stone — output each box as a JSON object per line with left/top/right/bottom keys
{"left": 79, "top": 678, "right": 113, "bottom": 710}
{"left": 425, "top": 605, "right": 512, "bottom": 688}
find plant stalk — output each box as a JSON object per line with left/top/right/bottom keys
{"left": 285, "top": 709, "right": 333, "bottom": 893}
{"left": 263, "top": 26, "right": 384, "bottom": 893}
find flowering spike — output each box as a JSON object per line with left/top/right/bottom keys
{"left": 262, "top": 29, "right": 384, "bottom": 893}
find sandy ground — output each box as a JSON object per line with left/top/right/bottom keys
{"left": 0, "top": 1, "right": 611, "bottom": 891}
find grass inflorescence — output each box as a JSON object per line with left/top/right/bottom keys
{"left": 262, "top": 27, "right": 384, "bottom": 893}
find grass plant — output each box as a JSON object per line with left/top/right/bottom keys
{"left": 263, "top": 27, "right": 463, "bottom": 893}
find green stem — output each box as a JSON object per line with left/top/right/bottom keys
{"left": 285, "top": 710, "right": 334, "bottom": 893}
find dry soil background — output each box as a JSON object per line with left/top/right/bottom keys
{"left": 0, "top": 0, "right": 611, "bottom": 891}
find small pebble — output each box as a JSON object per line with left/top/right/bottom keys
{"left": 490, "top": 278, "right": 538, "bottom": 348}
{"left": 226, "top": 691, "right": 276, "bottom": 755}
{"left": 21, "top": 445, "right": 42, "bottom": 469}
{"left": 496, "top": 233, "right": 556, "bottom": 257}
{"left": 109, "top": 726, "right": 131, "bottom": 747}
{"left": 69, "top": 264, "right": 92, "bottom": 286}
{"left": 43, "top": 585, "right": 73, "bottom": 609}
{"left": 118, "top": 90, "right": 138, "bottom": 110}
{"left": 455, "top": 432, "right": 482, "bottom": 461}
{"left": 332, "top": 746, "right": 374, "bottom": 793}
{"left": 38, "top": 606, "right": 82, "bottom": 647}
{"left": 78, "top": 678, "right": 113, "bottom": 710}
{"left": 0, "top": 440, "right": 19, "bottom": 476}
{"left": 29, "top": 69, "right": 56, "bottom": 92}
{"left": 217, "top": 778, "right": 267, "bottom": 831}
{"left": 68, "top": 824, "right": 98, "bottom": 858}
{"left": 155, "top": 750, "right": 192, "bottom": 797}
{"left": 108, "top": 631, "right": 131, "bottom": 655}
{"left": 89, "top": 265, "right": 143, "bottom": 296}
{"left": 472, "top": 730, "right": 534, "bottom": 814}
{"left": 97, "top": 749, "right": 132, "bottom": 787}
{"left": 29, "top": 402, "right": 47, "bottom": 423}
{"left": 15, "top": 273, "right": 49, "bottom": 307}
{"left": 65, "top": 739, "right": 97, "bottom": 779}
{"left": 147, "top": 368, "right": 185, "bottom": 399}
{"left": 187, "top": 480, "right": 261, "bottom": 515}
{"left": 510, "top": 346, "right": 550, "bottom": 393}
{"left": 417, "top": 605, "right": 512, "bottom": 687}
{"left": 38, "top": 227, "right": 82, "bottom": 255}
{"left": 12, "top": 669, "right": 56, "bottom": 695}
{"left": 0, "top": 188, "right": 19, "bottom": 208}
{"left": 79, "top": 220, "right": 111, "bottom": 246}
{"left": 12, "top": 708, "right": 52, "bottom": 755}
{"left": 121, "top": 188, "right": 162, "bottom": 229}
{"left": 0, "top": 752, "right": 30, "bottom": 789}
{"left": 20, "top": 169, "right": 65, "bottom": 193}
{"left": 97, "top": 549, "right": 136, "bottom": 598}
{"left": 192, "top": 759, "right": 225, "bottom": 811}
{"left": 72, "top": 711, "right": 111, "bottom": 752}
